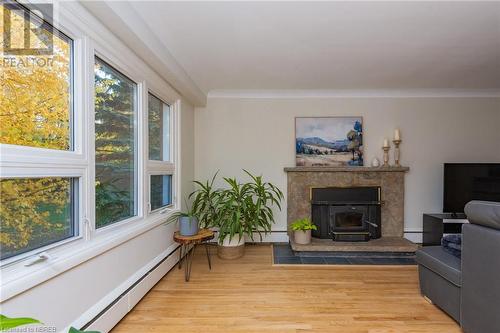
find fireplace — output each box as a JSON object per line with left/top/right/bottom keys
{"left": 311, "top": 187, "right": 381, "bottom": 241}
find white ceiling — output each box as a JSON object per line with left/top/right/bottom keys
{"left": 129, "top": 1, "right": 500, "bottom": 95}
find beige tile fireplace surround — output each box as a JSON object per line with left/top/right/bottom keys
{"left": 285, "top": 166, "right": 418, "bottom": 252}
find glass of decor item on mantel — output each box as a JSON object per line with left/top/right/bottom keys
{"left": 393, "top": 129, "right": 402, "bottom": 167}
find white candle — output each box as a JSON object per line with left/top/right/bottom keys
{"left": 394, "top": 129, "right": 401, "bottom": 141}
{"left": 383, "top": 138, "right": 390, "bottom": 148}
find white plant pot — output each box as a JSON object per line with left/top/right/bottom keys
{"left": 294, "top": 230, "right": 312, "bottom": 245}
{"left": 221, "top": 236, "right": 245, "bottom": 247}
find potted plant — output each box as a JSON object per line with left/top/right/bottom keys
{"left": 190, "top": 172, "right": 221, "bottom": 229}
{"left": 215, "top": 170, "right": 283, "bottom": 259}
{"left": 167, "top": 201, "right": 199, "bottom": 236}
{"left": 290, "top": 218, "right": 317, "bottom": 245}
{"left": 187, "top": 170, "right": 283, "bottom": 259}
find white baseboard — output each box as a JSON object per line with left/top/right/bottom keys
{"left": 206, "top": 231, "right": 290, "bottom": 244}
{"left": 63, "top": 243, "right": 180, "bottom": 333}
{"left": 404, "top": 231, "right": 422, "bottom": 244}
{"left": 246, "top": 231, "right": 289, "bottom": 243}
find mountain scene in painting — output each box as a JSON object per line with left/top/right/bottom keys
{"left": 295, "top": 117, "right": 363, "bottom": 167}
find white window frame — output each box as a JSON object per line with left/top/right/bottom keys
{"left": 146, "top": 91, "right": 178, "bottom": 215}
{"left": 0, "top": 2, "right": 88, "bottom": 266}
{"left": 92, "top": 54, "right": 142, "bottom": 232}
{"left": 0, "top": 0, "right": 182, "bottom": 301}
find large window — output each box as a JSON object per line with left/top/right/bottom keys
{"left": 94, "top": 58, "right": 137, "bottom": 228}
{"left": 0, "top": 3, "right": 73, "bottom": 150}
{"left": 0, "top": 1, "right": 179, "bottom": 269}
{"left": 148, "top": 93, "right": 174, "bottom": 213}
{"left": 0, "top": 3, "right": 78, "bottom": 262}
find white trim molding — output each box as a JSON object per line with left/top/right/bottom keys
{"left": 67, "top": 243, "right": 180, "bottom": 333}
{"left": 246, "top": 231, "right": 290, "bottom": 243}
{"left": 208, "top": 89, "right": 500, "bottom": 99}
{"left": 404, "top": 229, "right": 423, "bottom": 244}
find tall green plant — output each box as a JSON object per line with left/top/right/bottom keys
{"left": 243, "top": 170, "right": 284, "bottom": 241}
{"left": 216, "top": 170, "right": 283, "bottom": 244}
{"left": 217, "top": 176, "right": 251, "bottom": 244}
{"left": 189, "top": 171, "right": 221, "bottom": 228}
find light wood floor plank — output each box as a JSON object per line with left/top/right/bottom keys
{"left": 111, "top": 244, "right": 461, "bottom": 333}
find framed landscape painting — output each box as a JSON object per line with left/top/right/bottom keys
{"left": 295, "top": 117, "right": 363, "bottom": 167}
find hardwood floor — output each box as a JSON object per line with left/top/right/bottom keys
{"left": 111, "top": 244, "right": 461, "bottom": 333}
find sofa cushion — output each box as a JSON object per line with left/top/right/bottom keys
{"left": 416, "top": 246, "right": 461, "bottom": 287}
{"left": 464, "top": 200, "right": 500, "bottom": 230}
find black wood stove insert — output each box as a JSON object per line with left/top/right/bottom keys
{"left": 311, "top": 187, "right": 382, "bottom": 241}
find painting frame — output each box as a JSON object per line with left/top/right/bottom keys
{"left": 295, "top": 116, "right": 364, "bottom": 167}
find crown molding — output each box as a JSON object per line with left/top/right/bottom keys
{"left": 208, "top": 89, "right": 500, "bottom": 99}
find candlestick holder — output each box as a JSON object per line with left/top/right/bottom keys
{"left": 393, "top": 139, "right": 402, "bottom": 167}
{"left": 382, "top": 146, "right": 390, "bottom": 167}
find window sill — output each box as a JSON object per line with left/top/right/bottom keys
{"left": 0, "top": 210, "right": 178, "bottom": 302}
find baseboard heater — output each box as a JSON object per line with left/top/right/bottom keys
{"left": 81, "top": 246, "right": 181, "bottom": 333}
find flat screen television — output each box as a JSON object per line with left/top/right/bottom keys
{"left": 443, "top": 163, "right": 500, "bottom": 214}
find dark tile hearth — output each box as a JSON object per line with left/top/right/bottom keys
{"left": 272, "top": 243, "right": 416, "bottom": 266}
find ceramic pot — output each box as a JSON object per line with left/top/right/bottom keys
{"left": 294, "top": 230, "right": 312, "bottom": 245}
{"left": 179, "top": 216, "right": 199, "bottom": 236}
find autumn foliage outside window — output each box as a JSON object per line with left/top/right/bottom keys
{"left": 0, "top": 4, "right": 75, "bottom": 260}
{"left": 0, "top": 4, "right": 72, "bottom": 150}
{"left": 1, "top": 3, "right": 146, "bottom": 261}
{"left": 0, "top": 178, "right": 76, "bottom": 260}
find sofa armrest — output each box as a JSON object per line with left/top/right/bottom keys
{"left": 461, "top": 223, "right": 500, "bottom": 333}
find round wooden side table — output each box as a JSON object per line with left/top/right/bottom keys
{"left": 173, "top": 229, "right": 215, "bottom": 282}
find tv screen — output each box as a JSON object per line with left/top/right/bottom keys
{"left": 443, "top": 163, "right": 500, "bottom": 213}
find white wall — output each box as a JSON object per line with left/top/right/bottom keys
{"left": 195, "top": 97, "right": 500, "bottom": 240}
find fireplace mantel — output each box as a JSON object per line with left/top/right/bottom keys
{"left": 284, "top": 166, "right": 409, "bottom": 173}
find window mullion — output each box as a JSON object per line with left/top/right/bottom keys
{"left": 142, "top": 82, "right": 149, "bottom": 219}
{"left": 146, "top": 161, "right": 175, "bottom": 173}
{"left": 173, "top": 100, "right": 181, "bottom": 210}
{"left": 84, "top": 38, "right": 96, "bottom": 240}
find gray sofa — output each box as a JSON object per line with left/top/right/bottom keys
{"left": 416, "top": 201, "right": 500, "bottom": 333}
